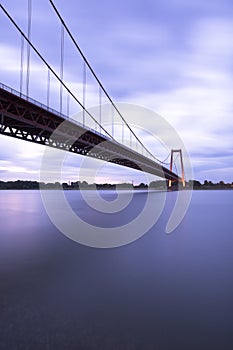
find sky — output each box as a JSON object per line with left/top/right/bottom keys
{"left": 0, "top": 0, "right": 233, "bottom": 184}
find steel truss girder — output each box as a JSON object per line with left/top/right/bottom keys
{"left": 0, "top": 86, "right": 180, "bottom": 181}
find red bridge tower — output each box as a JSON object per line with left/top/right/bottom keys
{"left": 168, "top": 149, "right": 185, "bottom": 188}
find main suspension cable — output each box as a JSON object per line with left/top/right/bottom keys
{"left": 0, "top": 3, "right": 114, "bottom": 140}
{"left": 48, "top": 0, "right": 160, "bottom": 162}
{"left": 160, "top": 152, "right": 171, "bottom": 165}
{"left": 1, "top": 1, "right": 173, "bottom": 168}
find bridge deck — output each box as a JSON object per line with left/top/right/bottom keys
{"left": 0, "top": 84, "right": 179, "bottom": 181}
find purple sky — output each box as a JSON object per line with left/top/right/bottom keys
{"left": 0, "top": 0, "right": 233, "bottom": 184}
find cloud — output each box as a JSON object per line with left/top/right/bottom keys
{"left": 1, "top": 0, "right": 233, "bottom": 183}
{"left": 119, "top": 17, "right": 233, "bottom": 181}
{"left": 191, "top": 18, "right": 233, "bottom": 60}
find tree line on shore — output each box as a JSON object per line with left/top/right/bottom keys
{"left": 0, "top": 179, "right": 232, "bottom": 190}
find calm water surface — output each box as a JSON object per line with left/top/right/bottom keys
{"left": 0, "top": 190, "right": 233, "bottom": 350}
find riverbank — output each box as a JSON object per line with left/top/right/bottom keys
{"left": 0, "top": 179, "right": 232, "bottom": 191}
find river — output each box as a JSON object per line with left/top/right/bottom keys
{"left": 0, "top": 190, "right": 232, "bottom": 349}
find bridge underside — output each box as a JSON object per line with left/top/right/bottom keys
{"left": 0, "top": 85, "right": 180, "bottom": 181}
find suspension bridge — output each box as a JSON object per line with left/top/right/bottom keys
{"left": 0, "top": 1, "right": 185, "bottom": 185}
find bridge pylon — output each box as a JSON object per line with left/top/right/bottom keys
{"left": 168, "top": 149, "right": 185, "bottom": 188}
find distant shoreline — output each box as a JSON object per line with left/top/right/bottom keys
{"left": 0, "top": 179, "right": 232, "bottom": 191}
{"left": 0, "top": 188, "right": 232, "bottom": 192}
